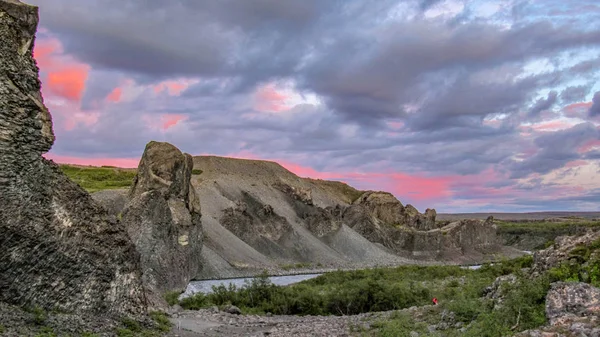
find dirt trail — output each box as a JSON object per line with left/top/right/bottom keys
{"left": 167, "top": 309, "right": 390, "bottom": 337}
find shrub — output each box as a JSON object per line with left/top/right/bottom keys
{"left": 120, "top": 317, "right": 142, "bottom": 333}
{"left": 27, "top": 306, "right": 47, "bottom": 325}
{"left": 191, "top": 169, "right": 203, "bottom": 175}
{"left": 164, "top": 290, "right": 182, "bottom": 306}
{"left": 35, "top": 327, "right": 56, "bottom": 337}
{"left": 149, "top": 311, "right": 172, "bottom": 332}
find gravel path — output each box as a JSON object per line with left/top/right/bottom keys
{"left": 167, "top": 308, "right": 392, "bottom": 337}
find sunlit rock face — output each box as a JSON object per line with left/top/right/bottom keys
{"left": 121, "top": 141, "right": 203, "bottom": 307}
{"left": 0, "top": 0, "right": 148, "bottom": 315}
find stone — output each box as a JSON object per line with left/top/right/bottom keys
{"left": 0, "top": 0, "right": 147, "bottom": 315}
{"left": 121, "top": 141, "right": 203, "bottom": 307}
{"left": 484, "top": 274, "right": 518, "bottom": 307}
{"left": 546, "top": 282, "right": 600, "bottom": 325}
{"left": 91, "top": 189, "right": 128, "bottom": 218}
{"left": 224, "top": 305, "right": 242, "bottom": 315}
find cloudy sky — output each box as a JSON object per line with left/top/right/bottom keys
{"left": 29, "top": 0, "right": 600, "bottom": 212}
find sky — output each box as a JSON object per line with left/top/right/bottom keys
{"left": 27, "top": 0, "right": 600, "bottom": 213}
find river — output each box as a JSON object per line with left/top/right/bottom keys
{"left": 181, "top": 273, "right": 322, "bottom": 299}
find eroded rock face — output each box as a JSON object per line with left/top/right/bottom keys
{"left": 0, "top": 0, "right": 147, "bottom": 315}
{"left": 517, "top": 282, "right": 600, "bottom": 337}
{"left": 532, "top": 230, "right": 600, "bottom": 274}
{"left": 546, "top": 282, "right": 600, "bottom": 325}
{"left": 343, "top": 203, "right": 498, "bottom": 259}
{"left": 221, "top": 192, "right": 295, "bottom": 256}
{"left": 121, "top": 141, "right": 203, "bottom": 305}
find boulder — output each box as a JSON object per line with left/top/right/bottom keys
{"left": 121, "top": 141, "right": 203, "bottom": 306}
{"left": 516, "top": 282, "right": 600, "bottom": 337}
{"left": 352, "top": 191, "right": 406, "bottom": 225}
{"left": 91, "top": 189, "right": 128, "bottom": 217}
{"left": 546, "top": 282, "right": 600, "bottom": 326}
{"left": 223, "top": 304, "right": 242, "bottom": 315}
{"left": 0, "top": 0, "right": 147, "bottom": 315}
{"left": 483, "top": 274, "right": 518, "bottom": 308}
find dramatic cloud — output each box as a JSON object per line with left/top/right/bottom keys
{"left": 27, "top": 0, "right": 600, "bottom": 212}
{"left": 590, "top": 91, "right": 600, "bottom": 117}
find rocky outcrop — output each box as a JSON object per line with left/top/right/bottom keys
{"left": 342, "top": 194, "right": 498, "bottom": 259}
{"left": 121, "top": 141, "right": 203, "bottom": 305}
{"left": 221, "top": 192, "right": 295, "bottom": 257}
{"left": 531, "top": 230, "right": 600, "bottom": 274}
{"left": 0, "top": 0, "right": 147, "bottom": 315}
{"left": 517, "top": 282, "right": 600, "bottom": 337}
{"left": 274, "top": 183, "right": 314, "bottom": 206}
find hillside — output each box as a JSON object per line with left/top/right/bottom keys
{"left": 59, "top": 155, "right": 517, "bottom": 279}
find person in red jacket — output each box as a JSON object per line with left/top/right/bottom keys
{"left": 432, "top": 297, "right": 438, "bottom": 305}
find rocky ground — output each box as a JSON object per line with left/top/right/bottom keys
{"left": 167, "top": 307, "right": 390, "bottom": 337}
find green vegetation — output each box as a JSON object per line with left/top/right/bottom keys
{"left": 60, "top": 164, "right": 137, "bottom": 192}
{"left": 497, "top": 220, "right": 600, "bottom": 249}
{"left": 496, "top": 220, "right": 600, "bottom": 234}
{"left": 547, "top": 237, "right": 600, "bottom": 287}
{"left": 0, "top": 325, "right": 5, "bottom": 333}
{"left": 180, "top": 257, "right": 534, "bottom": 318}
{"left": 191, "top": 169, "right": 203, "bottom": 175}
{"left": 25, "top": 306, "right": 48, "bottom": 325}
{"left": 116, "top": 312, "right": 172, "bottom": 336}
{"left": 81, "top": 333, "right": 99, "bottom": 337}
{"left": 164, "top": 290, "right": 182, "bottom": 306}
{"left": 149, "top": 311, "right": 172, "bottom": 332}
{"left": 35, "top": 327, "right": 57, "bottom": 337}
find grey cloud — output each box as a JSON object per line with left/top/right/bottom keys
{"left": 584, "top": 150, "right": 600, "bottom": 160}
{"left": 508, "top": 123, "right": 599, "bottom": 178}
{"left": 590, "top": 91, "right": 600, "bottom": 117}
{"left": 560, "top": 85, "right": 590, "bottom": 103}
{"left": 529, "top": 91, "right": 557, "bottom": 116}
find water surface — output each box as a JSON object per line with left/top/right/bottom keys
{"left": 181, "top": 273, "right": 322, "bottom": 299}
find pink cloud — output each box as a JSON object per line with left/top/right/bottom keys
{"left": 161, "top": 114, "right": 186, "bottom": 130}
{"left": 563, "top": 102, "right": 593, "bottom": 118}
{"left": 143, "top": 114, "right": 188, "bottom": 131}
{"left": 153, "top": 79, "right": 196, "bottom": 96}
{"left": 254, "top": 84, "right": 290, "bottom": 112}
{"left": 578, "top": 139, "right": 600, "bottom": 153}
{"left": 43, "top": 153, "right": 140, "bottom": 168}
{"left": 565, "top": 160, "right": 588, "bottom": 168}
{"left": 386, "top": 121, "right": 404, "bottom": 130}
{"left": 34, "top": 37, "right": 90, "bottom": 102}
{"left": 106, "top": 87, "right": 122, "bottom": 102}
{"left": 528, "top": 120, "right": 573, "bottom": 132}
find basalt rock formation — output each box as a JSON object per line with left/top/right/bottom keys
{"left": 341, "top": 193, "right": 498, "bottom": 260}
{"left": 0, "top": 0, "right": 147, "bottom": 315}
{"left": 121, "top": 141, "right": 203, "bottom": 305}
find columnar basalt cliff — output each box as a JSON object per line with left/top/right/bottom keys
{"left": 0, "top": 0, "right": 147, "bottom": 315}
{"left": 121, "top": 141, "right": 203, "bottom": 305}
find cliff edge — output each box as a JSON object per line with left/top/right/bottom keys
{"left": 0, "top": 0, "right": 147, "bottom": 315}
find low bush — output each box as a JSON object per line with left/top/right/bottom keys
{"left": 180, "top": 259, "right": 530, "bottom": 317}
{"left": 164, "top": 290, "right": 182, "bottom": 306}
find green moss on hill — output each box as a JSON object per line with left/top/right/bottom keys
{"left": 59, "top": 165, "right": 137, "bottom": 193}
